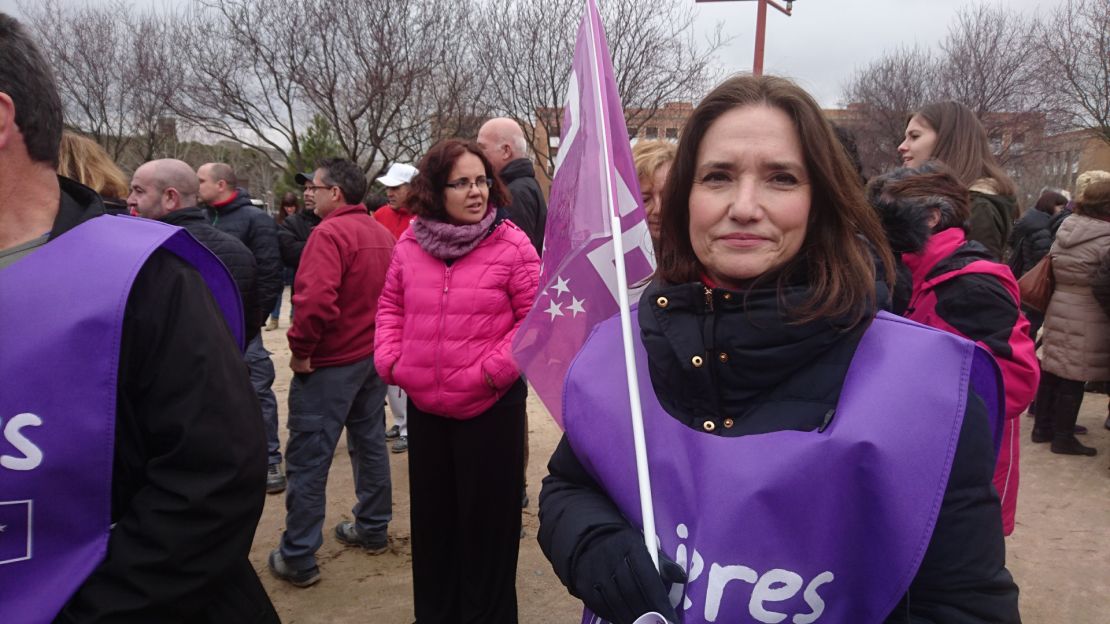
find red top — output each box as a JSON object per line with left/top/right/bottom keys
{"left": 289, "top": 204, "right": 395, "bottom": 366}
{"left": 373, "top": 205, "right": 416, "bottom": 240}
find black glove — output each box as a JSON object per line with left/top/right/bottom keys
{"left": 572, "top": 528, "right": 688, "bottom": 624}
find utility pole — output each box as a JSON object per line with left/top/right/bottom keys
{"left": 695, "top": 0, "right": 795, "bottom": 76}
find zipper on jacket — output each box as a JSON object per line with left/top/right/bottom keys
{"left": 701, "top": 286, "right": 724, "bottom": 421}
{"left": 703, "top": 285, "right": 714, "bottom": 312}
{"left": 436, "top": 265, "right": 453, "bottom": 393}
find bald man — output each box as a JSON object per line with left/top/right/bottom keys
{"left": 477, "top": 118, "right": 547, "bottom": 256}
{"left": 198, "top": 161, "right": 286, "bottom": 492}
{"left": 129, "top": 159, "right": 261, "bottom": 344}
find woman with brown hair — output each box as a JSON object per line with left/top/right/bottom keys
{"left": 898, "top": 101, "right": 1018, "bottom": 260}
{"left": 57, "top": 130, "right": 129, "bottom": 214}
{"left": 374, "top": 138, "right": 539, "bottom": 623}
{"left": 538, "top": 75, "right": 1018, "bottom": 623}
{"left": 266, "top": 192, "right": 301, "bottom": 330}
{"left": 868, "top": 161, "right": 1038, "bottom": 536}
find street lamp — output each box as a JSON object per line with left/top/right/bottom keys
{"left": 695, "top": 0, "right": 795, "bottom": 76}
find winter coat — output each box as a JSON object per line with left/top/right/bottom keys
{"left": 49, "top": 179, "right": 278, "bottom": 623}
{"left": 161, "top": 207, "right": 262, "bottom": 341}
{"left": 205, "top": 191, "right": 283, "bottom": 323}
{"left": 967, "top": 182, "right": 1017, "bottom": 261}
{"left": 1040, "top": 215, "right": 1110, "bottom": 381}
{"left": 499, "top": 158, "right": 547, "bottom": 257}
{"left": 373, "top": 205, "right": 416, "bottom": 240}
{"left": 288, "top": 204, "right": 394, "bottom": 367}
{"left": 901, "top": 227, "right": 1038, "bottom": 536}
{"left": 1007, "top": 208, "right": 1054, "bottom": 277}
{"left": 277, "top": 209, "right": 321, "bottom": 270}
{"left": 538, "top": 281, "right": 1019, "bottom": 623}
{"left": 374, "top": 216, "right": 540, "bottom": 419}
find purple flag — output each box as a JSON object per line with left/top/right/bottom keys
{"left": 0, "top": 500, "right": 33, "bottom": 565}
{"left": 512, "top": 0, "right": 655, "bottom": 426}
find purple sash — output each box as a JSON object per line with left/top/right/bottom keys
{"left": 564, "top": 311, "right": 1002, "bottom": 624}
{"left": 0, "top": 215, "right": 243, "bottom": 623}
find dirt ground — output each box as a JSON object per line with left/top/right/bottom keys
{"left": 254, "top": 298, "right": 1110, "bottom": 623}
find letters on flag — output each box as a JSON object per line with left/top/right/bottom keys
{"left": 0, "top": 499, "right": 32, "bottom": 565}
{"left": 512, "top": 0, "right": 655, "bottom": 426}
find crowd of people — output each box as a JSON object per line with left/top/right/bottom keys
{"left": 4, "top": 8, "right": 1110, "bottom": 623}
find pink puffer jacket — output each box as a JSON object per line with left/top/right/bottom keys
{"left": 374, "top": 219, "right": 540, "bottom": 419}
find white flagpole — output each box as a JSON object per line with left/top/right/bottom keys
{"left": 582, "top": 0, "right": 660, "bottom": 569}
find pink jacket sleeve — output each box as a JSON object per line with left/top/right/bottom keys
{"left": 374, "top": 247, "right": 406, "bottom": 384}
{"left": 481, "top": 238, "right": 541, "bottom": 390}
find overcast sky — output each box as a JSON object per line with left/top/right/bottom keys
{"left": 694, "top": 0, "right": 1062, "bottom": 106}
{"left": 0, "top": 0, "right": 1065, "bottom": 108}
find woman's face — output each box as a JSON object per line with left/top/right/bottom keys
{"left": 443, "top": 152, "right": 491, "bottom": 225}
{"left": 641, "top": 161, "right": 672, "bottom": 241}
{"left": 688, "top": 105, "right": 811, "bottom": 288}
{"left": 898, "top": 115, "right": 937, "bottom": 168}
{"left": 283, "top": 203, "right": 297, "bottom": 215}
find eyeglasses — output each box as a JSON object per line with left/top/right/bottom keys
{"left": 303, "top": 183, "right": 335, "bottom": 193}
{"left": 445, "top": 177, "right": 492, "bottom": 191}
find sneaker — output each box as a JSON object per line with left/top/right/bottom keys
{"left": 268, "top": 549, "right": 320, "bottom": 587}
{"left": 385, "top": 424, "right": 401, "bottom": 439}
{"left": 264, "top": 317, "right": 280, "bottom": 331}
{"left": 266, "top": 464, "right": 286, "bottom": 494}
{"left": 334, "top": 521, "right": 388, "bottom": 554}
{"left": 391, "top": 436, "right": 408, "bottom": 454}
{"left": 521, "top": 486, "right": 529, "bottom": 509}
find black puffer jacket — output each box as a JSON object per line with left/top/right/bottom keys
{"left": 499, "top": 158, "right": 547, "bottom": 257}
{"left": 205, "top": 191, "right": 282, "bottom": 325}
{"left": 277, "top": 209, "right": 321, "bottom": 269}
{"left": 539, "top": 281, "right": 1020, "bottom": 624}
{"left": 1008, "top": 209, "right": 1054, "bottom": 277}
{"left": 47, "top": 178, "right": 278, "bottom": 623}
{"left": 161, "top": 207, "right": 261, "bottom": 342}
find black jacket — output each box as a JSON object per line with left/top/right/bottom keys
{"left": 500, "top": 158, "right": 546, "bottom": 256}
{"left": 277, "top": 208, "right": 321, "bottom": 269}
{"left": 1008, "top": 209, "right": 1055, "bottom": 277}
{"left": 205, "top": 191, "right": 282, "bottom": 326}
{"left": 49, "top": 179, "right": 278, "bottom": 623}
{"left": 161, "top": 207, "right": 262, "bottom": 342}
{"left": 538, "top": 281, "right": 1020, "bottom": 624}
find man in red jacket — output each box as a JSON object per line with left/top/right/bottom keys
{"left": 269, "top": 158, "right": 396, "bottom": 587}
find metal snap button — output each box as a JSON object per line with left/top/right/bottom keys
{"left": 702, "top": 420, "right": 716, "bottom": 432}
{"left": 691, "top": 355, "right": 704, "bottom": 367}
{"left": 656, "top": 296, "right": 669, "bottom": 308}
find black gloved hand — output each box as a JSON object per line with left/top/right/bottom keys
{"left": 572, "top": 528, "right": 688, "bottom": 624}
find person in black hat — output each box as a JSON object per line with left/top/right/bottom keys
{"left": 279, "top": 171, "right": 324, "bottom": 277}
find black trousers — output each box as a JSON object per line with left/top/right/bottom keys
{"left": 1034, "top": 369, "right": 1086, "bottom": 440}
{"left": 407, "top": 380, "right": 527, "bottom": 624}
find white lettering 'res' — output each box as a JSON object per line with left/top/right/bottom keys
{"left": 749, "top": 569, "right": 804, "bottom": 623}
{"left": 792, "top": 571, "right": 835, "bottom": 624}
{"left": 1, "top": 413, "right": 44, "bottom": 470}
{"left": 704, "top": 562, "right": 758, "bottom": 622}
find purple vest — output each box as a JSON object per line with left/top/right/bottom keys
{"left": 0, "top": 215, "right": 243, "bottom": 623}
{"left": 565, "top": 311, "right": 1003, "bottom": 624}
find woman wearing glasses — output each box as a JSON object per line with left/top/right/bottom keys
{"left": 375, "top": 138, "right": 540, "bottom": 623}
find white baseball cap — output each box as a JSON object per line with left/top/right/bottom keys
{"left": 377, "top": 163, "right": 418, "bottom": 187}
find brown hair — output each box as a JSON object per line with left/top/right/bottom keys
{"left": 57, "top": 131, "right": 128, "bottom": 199}
{"left": 1075, "top": 178, "right": 1110, "bottom": 220}
{"left": 406, "top": 138, "right": 510, "bottom": 220}
{"left": 911, "top": 101, "right": 1017, "bottom": 199}
{"left": 276, "top": 191, "right": 300, "bottom": 224}
{"left": 656, "top": 74, "right": 894, "bottom": 327}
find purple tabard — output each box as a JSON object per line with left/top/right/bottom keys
{"left": 0, "top": 215, "right": 244, "bottom": 623}
{"left": 564, "top": 311, "right": 1003, "bottom": 624}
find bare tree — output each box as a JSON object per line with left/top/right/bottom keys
{"left": 840, "top": 46, "right": 938, "bottom": 176}
{"left": 172, "top": 0, "right": 313, "bottom": 171}
{"left": 1037, "top": 0, "right": 1110, "bottom": 145}
{"left": 474, "top": 0, "right": 727, "bottom": 176}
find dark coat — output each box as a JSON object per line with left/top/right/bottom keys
{"left": 967, "top": 190, "right": 1017, "bottom": 262}
{"left": 499, "top": 158, "right": 546, "bottom": 257}
{"left": 277, "top": 208, "right": 322, "bottom": 269}
{"left": 205, "top": 191, "right": 282, "bottom": 325}
{"left": 161, "top": 207, "right": 262, "bottom": 342}
{"left": 538, "top": 281, "right": 1020, "bottom": 624}
{"left": 50, "top": 179, "right": 278, "bottom": 624}
{"left": 1008, "top": 208, "right": 1054, "bottom": 277}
